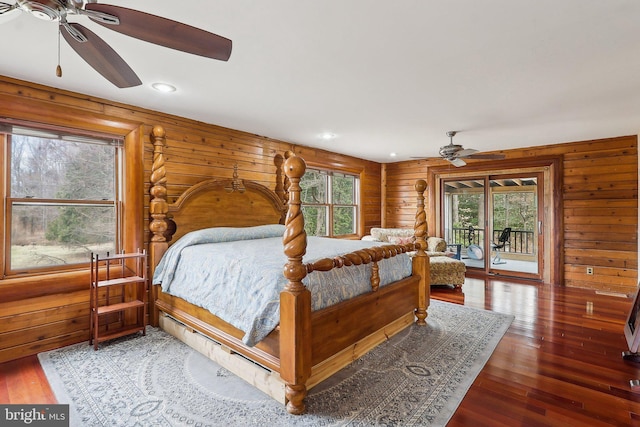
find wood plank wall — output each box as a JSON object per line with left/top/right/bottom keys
{"left": 0, "top": 76, "right": 381, "bottom": 363}
{"left": 383, "top": 135, "right": 638, "bottom": 293}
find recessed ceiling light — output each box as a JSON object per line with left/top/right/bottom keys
{"left": 390, "top": 152, "right": 397, "bottom": 157}
{"left": 319, "top": 132, "right": 336, "bottom": 141}
{"left": 152, "top": 82, "right": 176, "bottom": 93}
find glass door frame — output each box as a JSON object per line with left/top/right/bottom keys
{"left": 442, "top": 175, "right": 487, "bottom": 270}
{"left": 487, "top": 172, "right": 544, "bottom": 280}
{"left": 441, "top": 173, "right": 543, "bottom": 280}
{"left": 427, "top": 155, "right": 563, "bottom": 285}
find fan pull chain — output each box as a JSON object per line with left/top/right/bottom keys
{"left": 56, "top": 26, "right": 62, "bottom": 78}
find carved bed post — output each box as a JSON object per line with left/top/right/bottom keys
{"left": 413, "top": 179, "right": 430, "bottom": 325}
{"left": 280, "top": 154, "right": 311, "bottom": 415}
{"left": 149, "top": 125, "right": 169, "bottom": 327}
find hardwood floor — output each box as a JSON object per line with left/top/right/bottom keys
{"left": 434, "top": 278, "right": 640, "bottom": 426}
{"left": 2, "top": 277, "right": 640, "bottom": 425}
{"left": 0, "top": 354, "right": 55, "bottom": 404}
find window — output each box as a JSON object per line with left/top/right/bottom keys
{"left": 300, "top": 168, "right": 359, "bottom": 237}
{"left": 4, "top": 126, "right": 121, "bottom": 274}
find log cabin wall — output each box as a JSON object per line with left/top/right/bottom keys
{"left": 383, "top": 135, "right": 638, "bottom": 293}
{"left": 0, "top": 76, "right": 381, "bottom": 363}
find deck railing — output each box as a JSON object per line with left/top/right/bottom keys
{"left": 448, "top": 227, "right": 535, "bottom": 255}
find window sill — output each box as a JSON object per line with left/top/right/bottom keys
{"left": 0, "top": 269, "right": 91, "bottom": 303}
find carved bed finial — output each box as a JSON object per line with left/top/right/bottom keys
{"left": 283, "top": 154, "right": 307, "bottom": 277}
{"left": 283, "top": 150, "right": 295, "bottom": 205}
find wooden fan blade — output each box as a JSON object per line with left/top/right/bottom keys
{"left": 62, "top": 23, "right": 142, "bottom": 88}
{"left": 456, "top": 148, "right": 478, "bottom": 157}
{"left": 466, "top": 153, "right": 505, "bottom": 160}
{"left": 85, "top": 4, "right": 232, "bottom": 61}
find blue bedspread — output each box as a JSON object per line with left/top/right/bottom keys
{"left": 153, "top": 225, "right": 412, "bottom": 346}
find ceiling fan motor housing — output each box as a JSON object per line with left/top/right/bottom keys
{"left": 439, "top": 143, "right": 463, "bottom": 159}
{"left": 19, "top": 0, "right": 65, "bottom": 20}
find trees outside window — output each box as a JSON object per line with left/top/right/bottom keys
{"left": 300, "top": 168, "right": 358, "bottom": 237}
{"left": 452, "top": 191, "right": 535, "bottom": 232}
{"left": 492, "top": 192, "right": 536, "bottom": 233}
{"left": 6, "top": 130, "right": 120, "bottom": 273}
{"left": 452, "top": 193, "right": 483, "bottom": 231}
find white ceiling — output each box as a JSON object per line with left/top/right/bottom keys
{"left": 1, "top": 1, "right": 639, "bottom": 163}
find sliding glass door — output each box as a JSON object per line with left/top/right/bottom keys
{"left": 443, "top": 172, "right": 543, "bottom": 280}
{"left": 443, "top": 178, "right": 485, "bottom": 269}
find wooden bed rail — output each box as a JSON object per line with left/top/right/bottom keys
{"left": 305, "top": 244, "right": 416, "bottom": 292}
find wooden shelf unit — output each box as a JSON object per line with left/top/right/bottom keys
{"left": 90, "top": 251, "right": 147, "bottom": 350}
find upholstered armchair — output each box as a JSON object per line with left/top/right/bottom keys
{"left": 361, "top": 228, "right": 415, "bottom": 244}
{"left": 425, "top": 236, "right": 462, "bottom": 260}
{"left": 363, "top": 229, "right": 458, "bottom": 255}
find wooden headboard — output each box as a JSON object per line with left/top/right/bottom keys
{"left": 148, "top": 126, "right": 288, "bottom": 267}
{"left": 165, "top": 178, "right": 286, "bottom": 244}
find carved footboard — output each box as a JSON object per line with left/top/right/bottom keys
{"left": 279, "top": 154, "right": 429, "bottom": 414}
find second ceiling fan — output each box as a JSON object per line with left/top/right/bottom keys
{"left": 437, "top": 131, "right": 504, "bottom": 167}
{"left": 0, "top": 0, "right": 232, "bottom": 88}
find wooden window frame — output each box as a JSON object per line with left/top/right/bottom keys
{"left": 0, "top": 95, "right": 143, "bottom": 299}
{"left": 302, "top": 167, "right": 360, "bottom": 238}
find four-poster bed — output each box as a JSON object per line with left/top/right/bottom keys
{"left": 147, "top": 125, "right": 431, "bottom": 415}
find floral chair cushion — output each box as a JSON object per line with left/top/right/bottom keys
{"left": 370, "top": 228, "right": 414, "bottom": 243}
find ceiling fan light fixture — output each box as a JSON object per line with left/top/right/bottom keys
{"left": 17, "top": 0, "right": 68, "bottom": 21}
{"left": 31, "top": 9, "right": 55, "bottom": 20}
{"left": 450, "top": 157, "right": 466, "bottom": 167}
{"left": 152, "top": 82, "right": 176, "bottom": 93}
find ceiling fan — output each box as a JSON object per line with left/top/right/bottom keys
{"left": 0, "top": 0, "right": 232, "bottom": 88}
{"left": 433, "top": 131, "right": 504, "bottom": 167}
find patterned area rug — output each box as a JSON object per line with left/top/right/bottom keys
{"left": 39, "top": 300, "right": 513, "bottom": 426}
